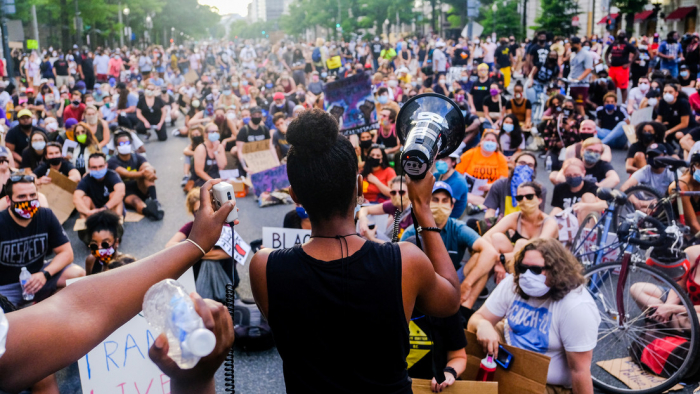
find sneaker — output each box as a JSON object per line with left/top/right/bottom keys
{"left": 478, "top": 287, "right": 490, "bottom": 300}
{"left": 467, "top": 203, "right": 484, "bottom": 215}
{"left": 180, "top": 175, "right": 189, "bottom": 187}
{"left": 143, "top": 198, "right": 165, "bottom": 220}
{"left": 172, "top": 129, "right": 180, "bottom": 136}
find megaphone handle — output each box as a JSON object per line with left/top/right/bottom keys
{"left": 411, "top": 210, "right": 423, "bottom": 251}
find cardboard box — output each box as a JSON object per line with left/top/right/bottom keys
{"left": 38, "top": 169, "right": 77, "bottom": 224}
{"left": 461, "top": 331, "right": 550, "bottom": 394}
{"left": 412, "top": 378, "right": 497, "bottom": 393}
{"left": 230, "top": 177, "right": 248, "bottom": 198}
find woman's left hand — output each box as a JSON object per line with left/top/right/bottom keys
{"left": 431, "top": 372, "right": 456, "bottom": 393}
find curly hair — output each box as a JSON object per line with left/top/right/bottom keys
{"left": 635, "top": 121, "right": 666, "bottom": 145}
{"left": 512, "top": 238, "right": 586, "bottom": 301}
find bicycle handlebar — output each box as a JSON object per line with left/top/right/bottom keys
{"left": 627, "top": 215, "right": 668, "bottom": 248}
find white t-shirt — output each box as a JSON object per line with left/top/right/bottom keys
{"left": 94, "top": 54, "right": 110, "bottom": 74}
{"left": 484, "top": 275, "right": 600, "bottom": 387}
{"left": 628, "top": 87, "right": 647, "bottom": 112}
{"left": 482, "top": 42, "right": 498, "bottom": 63}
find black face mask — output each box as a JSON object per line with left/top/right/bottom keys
{"left": 563, "top": 108, "right": 573, "bottom": 117}
{"left": 555, "top": 106, "right": 562, "bottom": 112}
{"left": 251, "top": 117, "right": 262, "bottom": 125}
{"left": 360, "top": 139, "right": 372, "bottom": 149}
{"left": 366, "top": 157, "right": 381, "bottom": 168}
{"left": 48, "top": 157, "right": 62, "bottom": 166}
{"left": 20, "top": 122, "right": 32, "bottom": 130}
{"left": 547, "top": 58, "right": 556, "bottom": 64}
{"left": 192, "top": 136, "right": 204, "bottom": 145}
{"left": 539, "top": 39, "right": 546, "bottom": 44}
{"left": 642, "top": 133, "right": 655, "bottom": 144}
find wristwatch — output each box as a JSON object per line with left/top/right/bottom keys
{"left": 41, "top": 269, "right": 52, "bottom": 281}
{"left": 443, "top": 366, "right": 458, "bottom": 379}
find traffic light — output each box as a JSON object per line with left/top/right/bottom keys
{"left": 605, "top": 17, "right": 616, "bottom": 31}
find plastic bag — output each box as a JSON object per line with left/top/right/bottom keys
{"left": 195, "top": 260, "right": 232, "bottom": 303}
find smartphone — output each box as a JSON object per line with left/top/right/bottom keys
{"left": 496, "top": 345, "right": 513, "bottom": 369}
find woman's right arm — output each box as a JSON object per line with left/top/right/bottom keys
{"left": 0, "top": 181, "right": 235, "bottom": 392}
{"left": 467, "top": 306, "right": 504, "bottom": 357}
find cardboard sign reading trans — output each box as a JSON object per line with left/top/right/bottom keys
{"left": 72, "top": 269, "right": 196, "bottom": 393}
{"left": 263, "top": 227, "right": 311, "bottom": 249}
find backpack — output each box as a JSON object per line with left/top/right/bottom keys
{"left": 312, "top": 47, "right": 322, "bottom": 63}
{"left": 233, "top": 299, "right": 274, "bottom": 351}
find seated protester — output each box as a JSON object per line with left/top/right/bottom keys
{"left": 679, "top": 64, "right": 693, "bottom": 87}
{"left": 135, "top": 83, "right": 167, "bottom": 141}
{"left": 456, "top": 130, "right": 509, "bottom": 208}
{"left": 658, "top": 84, "right": 700, "bottom": 151}
{"left": 669, "top": 153, "right": 700, "bottom": 235}
{"left": 66, "top": 121, "right": 101, "bottom": 177}
{"left": 5, "top": 109, "right": 47, "bottom": 166}
{"left": 596, "top": 92, "right": 630, "bottom": 149}
{"left": 435, "top": 152, "right": 468, "bottom": 218}
{"left": 550, "top": 158, "right": 607, "bottom": 223}
{"left": 269, "top": 92, "right": 295, "bottom": 118}
{"left": 468, "top": 238, "right": 600, "bottom": 394}
{"left": 498, "top": 114, "right": 525, "bottom": 159}
{"left": 401, "top": 182, "right": 498, "bottom": 308}
{"left": 213, "top": 106, "right": 237, "bottom": 153}
{"left": 107, "top": 132, "right": 164, "bottom": 220}
{"left": 552, "top": 137, "right": 620, "bottom": 188}
{"left": 61, "top": 91, "right": 86, "bottom": 122}
{"left": 83, "top": 105, "right": 111, "bottom": 151}
{"left": 82, "top": 210, "right": 126, "bottom": 275}
{"left": 165, "top": 187, "right": 239, "bottom": 291}
{"left": 561, "top": 120, "right": 613, "bottom": 164}
{"left": 100, "top": 94, "right": 118, "bottom": 125}
{"left": 587, "top": 69, "right": 616, "bottom": 110}
{"left": 482, "top": 83, "right": 507, "bottom": 128}
{"left": 34, "top": 142, "right": 81, "bottom": 184}
{"left": 181, "top": 126, "right": 203, "bottom": 187}
{"left": 639, "top": 80, "right": 662, "bottom": 111}
{"left": 73, "top": 153, "right": 125, "bottom": 219}
{"left": 626, "top": 121, "right": 667, "bottom": 174}
{"left": 627, "top": 77, "right": 651, "bottom": 114}
{"left": 538, "top": 94, "right": 565, "bottom": 123}
{"left": 505, "top": 80, "right": 532, "bottom": 130}
{"left": 0, "top": 148, "right": 15, "bottom": 199}
{"left": 0, "top": 173, "right": 85, "bottom": 306}
{"left": 358, "top": 175, "right": 413, "bottom": 242}
{"left": 235, "top": 106, "right": 277, "bottom": 175}
{"left": 361, "top": 144, "right": 396, "bottom": 203}
{"left": 284, "top": 204, "right": 312, "bottom": 229}
{"left": 541, "top": 99, "right": 583, "bottom": 170}
{"left": 19, "top": 130, "right": 48, "bottom": 171}
{"left": 483, "top": 152, "right": 545, "bottom": 219}
{"left": 461, "top": 112, "right": 483, "bottom": 152}
{"left": 271, "top": 113, "right": 290, "bottom": 161}
{"left": 105, "top": 128, "right": 146, "bottom": 156}
{"left": 375, "top": 107, "right": 401, "bottom": 159}
{"left": 192, "top": 122, "right": 227, "bottom": 187}
{"left": 621, "top": 143, "right": 675, "bottom": 200}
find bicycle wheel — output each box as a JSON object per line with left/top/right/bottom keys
{"left": 616, "top": 185, "right": 674, "bottom": 229}
{"left": 585, "top": 262, "right": 700, "bottom": 394}
{"left": 571, "top": 212, "right": 601, "bottom": 267}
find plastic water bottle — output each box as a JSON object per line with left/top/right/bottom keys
{"left": 476, "top": 354, "right": 497, "bottom": 381}
{"left": 142, "top": 279, "right": 216, "bottom": 369}
{"left": 19, "top": 267, "right": 33, "bottom": 301}
{"left": 545, "top": 155, "right": 552, "bottom": 172}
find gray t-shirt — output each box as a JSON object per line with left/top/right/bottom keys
{"left": 631, "top": 165, "right": 674, "bottom": 196}
{"left": 569, "top": 50, "right": 593, "bottom": 82}
{"left": 484, "top": 177, "right": 547, "bottom": 217}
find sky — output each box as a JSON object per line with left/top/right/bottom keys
{"left": 198, "top": 0, "right": 251, "bottom": 16}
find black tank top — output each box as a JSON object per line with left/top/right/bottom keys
{"left": 267, "top": 241, "right": 411, "bottom": 394}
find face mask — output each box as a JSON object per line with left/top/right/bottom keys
{"left": 461, "top": 76, "right": 468, "bottom": 82}
{"left": 92, "top": 246, "right": 116, "bottom": 263}
{"left": 604, "top": 104, "right": 615, "bottom": 112}
{"left": 232, "top": 82, "right": 240, "bottom": 88}
{"left": 664, "top": 93, "right": 675, "bottom": 103}
{"left": 251, "top": 117, "right": 262, "bottom": 125}
{"left": 648, "top": 98, "right": 658, "bottom": 107}
{"left": 435, "top": 160, "right": 449, "bottom": 174}
{"left": 583, "top": 151, "right": 600, "bottom": 165}
{"left": 681, "top": 71, "right": 689, "bottom": 78}
{"left": 192, "top": 136, "right": 204, "bottom": 145}
{"left": 295, "top": 206, "right": 309, "bottom": 219}
{"left": 265, "top": 83, "right": 273, "bottom": 89}
{"left": 639, "top": 83, "right": 649, "bottom": 92}
{"left": 438, "top": 79, "right": 446, "bottom": 85}
{"left": 191, "top": 100, "right": 200, "bottom": 108}
{"left": 365, "top": 157, "right": 381, "bottom": 168}
{"left": 518, "top": 269, "right": 551, "bottom": 298}
{"left": 430, "top": 203, "right": 452, "bottom": 226}
{"left": 565, "top": 175, "right": 583, "bottom": 187}
{"left": 321, "top": 72, "right": 328, "bottom": 78}
{"left": 241, "top": 81, "right": 249, "bottom": 86}
{"left": 86, "top": 114, "right": 98, "bottom": 125}
{"left": 563, "top": 108, "right": 572, "bottom": 117}
{"left": 117, "top": 144, "right": 131, "bottom": 155}
{"left": 90, "top": 167, "right": 108, "bottom": 179}
{"left": 388, "top": 80, "right": 398, "bottom": 87}
{"left": 145, "top": 90, "right": 154, "bottom": 97}
{"left": 12, "top": 199, "right": 40, "bottom": 219}
{"left": 694, "top": 170, "right": 700, "bottom": 184}
{"left": 45, "top": 156, "right": 62, "bottom": 166}
{"left": 32, "top": 141, "right": 46, "bottom": 151}
{"left": 482, "top": 141, "right": 498, "bottom": 152}
{"left": 377, "top": 95, "right": 389, "bottom": 104}
{"left": 642, "top": 133, "right": 655, "bottom": 144}
{"left": 76, "top": 134, "right": 88, "bottom": 144}
{"left": 503, "top": 123, "right": 514, "bottom": 133}
{"left": 226, "top": 112, "right": 236, "bottom": 121}
{"left": 518, "top": 196, "right": 539, "bottom": 215}
{"left": 360, "top": 139, "right": 372, "bottom": 149}
{"left": 547, "top": 58, "right": 556, "bottom": 64}
{"left": 208, "top": 132, "right": 220, "bottom": 142}
{"left": 223, "top": 90, "right": 232, "bottom": 96}
{"left": 72, "top": 100, "right": 81, "bottom": 106}
{"left": 490, "top": 89, "right": 499, "bottom": 96}
{"left": 20, "top": 122, "right": 32, "bottom": 130}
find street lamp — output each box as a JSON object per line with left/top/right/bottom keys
{"left": 123, "top": 7, "right": 131, "bottom": 47}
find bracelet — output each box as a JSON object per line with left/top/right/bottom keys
{"left": 185, "top": 238, "right": 206, "bottom": 256}
{"left": 416, "top": 225, "right": 441, "bottom": 234}
{"left": 443, "top": 366, "right": 457, "bottom": 379}
{"left": 41, "top": 269, "right": 52, "bottom": 281}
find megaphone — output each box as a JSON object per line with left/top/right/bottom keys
{"left": 396, "top": 93, "right": 466, "bottom": 180}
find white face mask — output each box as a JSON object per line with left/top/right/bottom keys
{"left": 648, "top": 97, "right": 658, "bottom": 107}
{"left": 664, "top": 93, "right": 675, "bottom": 103}
{"left": 45, "top": 122, "right": 58, "bottom": 132}
{"left": 518, "top": 269, "right": 551, "bottom": 297}
{"left": 117, "top": 144, "right": 132, "bottom": 155}
{"left": 639, "top": 83, "right": 649, "bottom": 92}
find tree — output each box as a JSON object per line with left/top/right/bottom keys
{"left": 532, "top": 0, "right": 579, "bottom": 36}
{"left": 478, "top": 0, "right": 523, "bottom": 39}
{"left": 612, "top": 0, "right": 647, "bottom": 35}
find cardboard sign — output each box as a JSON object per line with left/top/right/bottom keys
{"left": 219, "top": 169, "right": 240, "bottom": 180}
{"left": 412, "top": 378, "right": 497, "bottom": 394}
{"left": 596, "top": 357, "right": 683, "bottom": 391}
{"left": 62, "top": 139, "right": 79, "bottom": 159}
{"left": 323, "top": 72, "right": 379, "bottom": 136}
{"left": 250, "top": 165, "right": 290, "bottom": 197}
{"left": 215, "top": 225, "right": 251, "bottom": 265}
{"left": 462, "top": 331, "right": 550, "bottom": 394}
{"left": 72, "top": 269, "right": 196, "bottom": 394}
{"left": 37, "top": 169, "right": 77, "bottom": 224}
{"left": 263, "top": 227, "right": 311, "bottom": 249}
{"left": 241, "top": 139, "right": 279, "bottom": 174}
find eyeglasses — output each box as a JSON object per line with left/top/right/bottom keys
{"left": 206, "top": 129, "right": 219, "bottom": 134}
{"left": 390, "top": 190, "right": 406, "bottom": 196}
{"left": 517, "top": 263, "right": 545, "bottom": 275}
{"left": 515, "top": 193, "right": 536, "bottom": 202}
{"left": 9, "top": 174, "right": 35, "bottom": 183}
{"left": 515, "top": 161, "right": 535, "bottom": 169}
{"left": 89, "top": 241, "right": 113, "bottom": 251}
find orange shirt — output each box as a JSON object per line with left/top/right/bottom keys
{"left": 455, "top": 147, "right": 509, "bottom": 184}
{"left": 363, "top": 166, "right": 396, "bottom": 202}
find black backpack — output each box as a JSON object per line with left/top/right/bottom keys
{"left": 233, "top": 298, "right": 274, "bottom": 352}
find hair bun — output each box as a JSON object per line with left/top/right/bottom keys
{"left": 287, "top": 109, "right": 340, "bottom": 157}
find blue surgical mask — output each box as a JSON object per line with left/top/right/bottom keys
{"left": 604, "top": 104, "right": 615, "bottom": 112}
{"left": 503, "top": 123, "right": 514, "bottom": 133}
{"left": 243, "top": 117, "right": 250, "bottom": 124}
{"left": 694, "top": 170, "right": 700, "bottom": 184}
{"left": 321, "top": 72, "right": 328, "bottom": 78}
{"left": 296, "top": 206, "right": 309, "bottom": 219}
{"left": 461, "top": 110, "right": 468, "bottom": 118}
{"left": 266, "top": 83, "right": 273, "bottom": 89}
{"left": 90, "top": 167, "right": 108, "bottom": 179}
{"left": 208, "top": 132, "right": 220, "bottom": 142}
{"left": 482, "top": 141, "right": 498, "bottom": 152}
{"left": 377, "top": 95, "right": 388, "bottom": 104}
{"left": 435, "top": 160, "right": 449, "bottom": 175}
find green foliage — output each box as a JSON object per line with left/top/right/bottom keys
{"left": 533, "top": 0, "right": 580, "bottom": 36}
{"left": 612, "top": 0, "right": 647, "bottom": 34}
{"left": 478, "top": 0, "right": 523, "bottom": 39}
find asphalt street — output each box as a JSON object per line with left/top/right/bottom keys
{"left": 47, "top": 119, "right": 700, "bottom": 393}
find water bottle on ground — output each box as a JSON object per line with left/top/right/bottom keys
{"left": 143, "top": 279, "right": 216, "bottom": 369}
{"left": 20, "top": 267, "right": 33, "bottom": 301}
{"left": 545, "top": 155, "right": 552, "bottom": 172}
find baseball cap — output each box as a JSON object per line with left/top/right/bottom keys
{"left": 432, "top": 181, "right": 453, "bottom": 198}
{"left": 647, "top": 143, "right": 668, "bottom": 156}
{"left": 17, "top": 109, "right": 33, "bottom": 119}
{"left": 64, "top": 118, "right": 78, "bottom": 129}
{"left": 75, "top": 80, "right": 86, "bottom": 89}
{"left": 570, "top": 37, "right": 581, "bottom": 44}
{"left": 448, "top": 151, "right": 460, "bottom": 160}
{"left": 0, "top": 146, "right": 10, "bottom": 159}
{"left": 26, "top": 87, "right": 34, "bottom": 93}
{"left": 273, "top": 92, "right": 285, "bottom": 100}
{"left": 436, "top": 41, "right": 446, "bottom": 48}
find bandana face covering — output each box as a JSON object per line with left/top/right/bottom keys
{"left": 12, "top": 199, "right": 40, "bottom": 219}
{"left": 92, "top": 247, "right": 116, "bottom": 264}
{"left": 510, "top": 165, "right": 534, "bottom": 207}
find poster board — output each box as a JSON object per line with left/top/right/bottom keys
{"left": 323, "top": 72, "right": 379, "bottom": 136}
{"left": 241, "top": 139, "right": 278, "bottom": 174}
{"left": 262, "top": 227, "right": 311, "bottom": 249}
{"left": 37, "top": 169, "right": 77, "bottom": 224}
{"left": 215, "top": 225, "right": 251, "bottom": 265}
{"left": 412, "top": 378, "right": 497, "bottom": 394}
{"left": 250, "top": 165, "right": 290, "bottom": 197}
{"left": 72, "top": 269, "right": 196, "bottom": 393}
{"left": 596, "top": 357, "right": 684, "bottom": 391}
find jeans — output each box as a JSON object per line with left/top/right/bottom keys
{"left": 598, "top": 121, "right": 628, "bottom": 149}
{"left": 527, "top": 82, "right": 546, "bottom": 123}
{"left": 660, "top": 63, "right": 679, "bottom": 78}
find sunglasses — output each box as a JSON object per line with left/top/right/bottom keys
{"left": 517, "top": 263, "right": 545, "bottom": 275}
{"left": 206, "top": 129, "right": 219, "bottom": 134}
{"left": 89, "top": 241, "right": 113, "bottom": 251}
{"left": 390, "top": 190, "right": 407, "bottom": 196}
{"left": 515, "top": 193, "right": 536, "bottom": 202}
{"left": 9, "top": 174, "right": 35, "bottom": 183}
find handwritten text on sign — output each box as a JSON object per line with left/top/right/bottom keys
{"left": 262, "top": 227, "right": 311, "bottom": 249}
